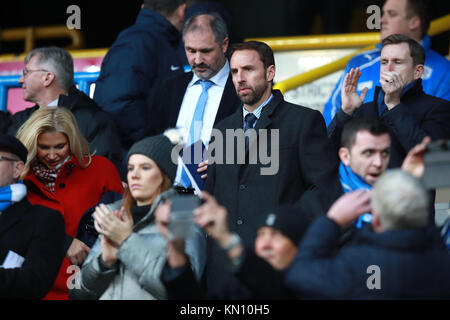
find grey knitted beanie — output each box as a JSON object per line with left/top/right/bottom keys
{"left": 127, "top": 129, "right": 183, "bottom": 182}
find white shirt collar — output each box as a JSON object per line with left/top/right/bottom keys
{"left": 46, "top": 98, "right": 59, "bottom": 107}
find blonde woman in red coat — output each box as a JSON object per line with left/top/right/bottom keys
{"left": 16, "top": 107, "right": 124, "bottom": 300}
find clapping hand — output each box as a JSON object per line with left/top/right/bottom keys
{"left": 94, "top": 204, "right": 133, "bottom": 246}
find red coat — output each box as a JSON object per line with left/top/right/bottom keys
{"left": 24, "top": 155, "right": 124, "bottom": 300}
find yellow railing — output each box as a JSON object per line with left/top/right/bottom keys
{"left": 246, "top": 14, "right": 450, "bottom": 93}
{"left": 0, "top": 25, "right": 85, "bottom": 53}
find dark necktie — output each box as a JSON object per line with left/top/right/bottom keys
{"left": 244, "top": 113, "right": 257, "bottom": 132}
{"left": 244, "top": 113, "right": 257, "bottom": 150}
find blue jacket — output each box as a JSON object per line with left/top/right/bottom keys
{"left": 94, "top": 8, "right": 188, "bottom": 150}
{"left": 285, "top": 216, "right": 450, "bottom": 299}
{"left": 323, "top": 36, "right": 450, "bottom": 126}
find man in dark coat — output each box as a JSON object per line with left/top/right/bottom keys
{"left": 94, "top": 0, "right": 188, "bottom": 153}
{"left": 147, "top": 12, "right": 241, "bottom": 191}
{"left": 327, "top": 34, "right": 450, "bottom": 168}
{"left": 203, "top": 41, "right": 342, "bottom": 298}
{"left": 285, "top": 170, "right": 450, "bottom": 299}
{"left": 0, "top": 134, "right": 65, "bottom": 299}
{"left": 6, "top": 46, "right": 123, "bottom": 172}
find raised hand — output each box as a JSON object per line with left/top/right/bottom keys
{"left": 326, "top": 190, "right": 372, "bottom": 227}
{"left": 401, "top": 136, "right": 431, "bottom": 178}
{"left": 341, "top": 67, "right": 368, "bottom": 116}
{"left": 380, "top": 71, "right": 404, "bottom": 109}
{"left": 194, "top": 191, "right": 231, "bottom": 247}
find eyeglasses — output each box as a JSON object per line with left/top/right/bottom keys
{"left": 0, "top": 155, "right": 20, "bottom": 162}
{"left": 22, "top": 68, "right": 48, "bottom": 77}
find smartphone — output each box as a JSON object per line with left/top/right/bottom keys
{"left": 168, "top": 194, "right": 201, "bottom": 240}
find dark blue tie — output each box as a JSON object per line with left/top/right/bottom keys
{"left": 244, "top": 113, "right": 257, "bottom": 150}
{"left": 244, "top": 113, "right": 257, "bottom": 132}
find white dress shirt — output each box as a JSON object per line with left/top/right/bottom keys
{"left": 174, "top": 61, "right": 230, "bottom": 185}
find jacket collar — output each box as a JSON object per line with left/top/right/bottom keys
{"left": 354, "top": 225, "right": 437, "bottom": 251}
{"left": 228, "top": 89, "right": 283, "bottom": 130}
{"left": 24, "top": 156, "right": 84, "bottom": 197}
{"left": 254, "top": 89, "right": 283, "bottom": 131}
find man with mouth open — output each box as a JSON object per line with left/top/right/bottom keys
{"left": 337, "top": 117, "right": 391, "bottom": 231}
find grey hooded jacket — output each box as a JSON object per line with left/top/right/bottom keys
{"left": 69, "top": 189, "right": 206, "bottom": 300}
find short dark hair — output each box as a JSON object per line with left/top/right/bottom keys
{"left": 382, "top": 34, "right": 425, "bottom": 66}
{"left": 405, "top": 0, "right": 431, "bottom": 39}
{"left": 230, "top": 41, "right": 275, "bottom": 69}
{"left": 182, "top": 11, "right": 228, "bottom": 44}
{"left": 143, "top": 0, "right": 186, "bottom": 17}
{"left": 341, "top": 118, "right": 389, "bottom": 149}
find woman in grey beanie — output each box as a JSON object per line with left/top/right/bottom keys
{"left": 69, "top": 129, "right": 206, "bottom": 300}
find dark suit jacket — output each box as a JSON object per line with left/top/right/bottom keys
{"left": 0, "top": 198, "right": 65, "bottom": 299}
{"left": 206, "top": 89, "right": 341, "bottom": 246}
{"left": 147, "top": 71, "right": 241, "bottom": 136}
{"left": 203, "top": 90, "right": 342, "bottom": 298}
{"left": 327, "top": 79, "right": 450, "bottom": 168}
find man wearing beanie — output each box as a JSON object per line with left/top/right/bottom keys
{"left": 0, "top": 134, "right": 65, "bottom": 299}
{"left": 159, "top": 193, "right": 310, "bottom": 299}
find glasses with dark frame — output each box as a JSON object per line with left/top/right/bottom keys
{"left": 0, "top": 155, "right": 20, "bottom": 162}
{"left": 22, "top": 68, "right": 49, "bottom": 77}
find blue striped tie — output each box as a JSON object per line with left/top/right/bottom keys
{"left": 180, "top": 80, "right": 213, "bottom": 188}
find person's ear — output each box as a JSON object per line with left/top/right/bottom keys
{"left": 408, "top": 15, "right": 421, "bottom": 34}
{"left": 177, "top": 3, "right": 187, "bottom": 25}
{"left": 12, "top": 161, "right": 25, "bottom": 181}
{"left": 413, "top": 64, "right": 424, "bottom": 80}
{"left": 371, "top": 209, "right": 383, "bottom": 233}
{"left": 222, "top": 37, "right": 229, "bottom": 54}
{"left": 42, "top": 71, "right": 56, "bottom": 88}
{"left": 339, "top": 147, "right": 351, "bottom": 166}
{"left": 266, "top": 65, "right": 275, "bottom": 83}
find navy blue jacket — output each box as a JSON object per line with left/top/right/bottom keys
{"left": 285, "top": 216, "right": 450, "bottom": 299}
{"left": 94, "top": 8, "right": 187, "bottom": 150}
